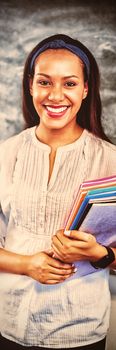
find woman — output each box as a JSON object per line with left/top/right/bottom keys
{"left": 0, "top": 34, "right": 116, "bottom": 350}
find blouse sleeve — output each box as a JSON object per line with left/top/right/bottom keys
{"left": 0, "top": 133, "right": 22, "bottom": 248}
{"left": 0, "top": 208, "right": 7, "bottom": 248}
{"left": 0, "top": 141, "right": 8, "bottom": 248}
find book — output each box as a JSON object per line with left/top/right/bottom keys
{"left": 64, "top": 175, "right": 116, "bottom": 278}
{"left": 65, "top": 175, "right": 116, "bottom": 229}
{"left": 70, "top": 187, "right": 116, "bottom": 230}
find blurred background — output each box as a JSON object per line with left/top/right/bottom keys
{"left": 0, "top": 0, "right": 116, "bottom": 348}
{"left": 0, "top": 0, "right": 116, "bottom": 143}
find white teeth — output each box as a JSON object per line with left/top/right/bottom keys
{"left": 46, "top": 106, "right": 68, "bottom": 113}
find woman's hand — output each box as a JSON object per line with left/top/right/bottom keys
{"left": 26, "top": 250, "right": 75, "bottom": 284}
{"left": 52, "top": 229, "right": 107, "bottom": 264}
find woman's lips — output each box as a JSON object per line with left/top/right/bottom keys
{"left": 44, "top": 105, "right": 69, "bottom": 118}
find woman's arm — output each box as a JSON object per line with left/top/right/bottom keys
{"left": 0, "top": 247, "right": 29, "bottom": 274}
{"left": 0, "top": 247, "right": 75, "bottom": 284}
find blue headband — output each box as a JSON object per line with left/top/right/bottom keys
{"left": 30, "top": 39, "right": 90, "bottom": 78}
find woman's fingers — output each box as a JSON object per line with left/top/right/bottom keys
{"left": 48, "top": 264, "right": 74, "bottom": 276}
{"left": 47, "top": 254, "right": 76, "bottom": 275}
{"left": 43, "top": 274, "right": 72, "bottom": 285}
{"left": 44, "top": 269, "right": 76, "bottom": 284}
{"left": 52, "top": 230, "right": 96, "bottom": 251}
{"left": 48, "top": 253, "right": 73, "bottom": 269}
{"left": 64, "top": 230, "right": 95, "bottom": 243}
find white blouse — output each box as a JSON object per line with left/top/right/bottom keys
{"left": 0, "top": 126, "right": 116, "bottom": 347}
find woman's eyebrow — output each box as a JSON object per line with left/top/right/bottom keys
{"left": 36, "top": 73, "right": 50, "bottom": 77}
{"left": 64, "top": 75, "right": 79, "bottom": 79}
{"left": 36, "top": 73, "right": 79, "bottom": 79}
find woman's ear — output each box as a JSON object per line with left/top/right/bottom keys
{"left": 83, "top": 82, "right": 88, "bottom": 100}
{"left": 29, "top": 77, "right": 33, "bottom": 96}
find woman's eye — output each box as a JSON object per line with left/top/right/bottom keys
{"left": 38, "top": 80, "right": 50, "bottom": 86}
{"left": 65, "top": 81, "right": 77, "bottom": 87}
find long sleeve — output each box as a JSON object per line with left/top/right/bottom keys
{"left": 0, "top": 132, "right": 24, "bottom": 248}
{"left": 0, "top": 209, "right": 7, "bottom": 248}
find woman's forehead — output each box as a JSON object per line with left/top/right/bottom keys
{"left": 35, "top": 48, "right": 84, "bottom": 70}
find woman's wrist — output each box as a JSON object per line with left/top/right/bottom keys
{"left": 18, "top": 254, "right": 32, "bottom": 276}
{"left": 90, "top": 246, "right": 115, "bottom": 269}
{"left": 0, "top": 248, "right": 31, "bottom": 276}
{"left": 89, "top": 244, "right": 108, "bottom": 262}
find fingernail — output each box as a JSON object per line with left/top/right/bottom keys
{"left": 73, "top": 267, "right": 77, "bottom": 273}
{"left": 64, "top": 230, "right": 71, "bottom": 236}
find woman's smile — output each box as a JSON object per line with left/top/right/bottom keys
{"left": 43, "top": 104, "right": 70, "bottom": 118}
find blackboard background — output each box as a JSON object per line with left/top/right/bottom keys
{"left": 0, "top": 0, "right": 116, "bottom": 143}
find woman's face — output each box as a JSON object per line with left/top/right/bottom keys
{"left": 30, "top": 49, "right": 88, "bottom": 132}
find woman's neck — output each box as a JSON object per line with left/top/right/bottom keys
{"left": 35, "top": 124, "right": 83, "bottom": 150}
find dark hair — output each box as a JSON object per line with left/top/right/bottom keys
{"left": 22, "top": 33, "right": 109, "bottom": 142}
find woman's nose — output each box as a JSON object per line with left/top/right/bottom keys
{"left": 48, "top": 84, "right": 64, "bottom": 102}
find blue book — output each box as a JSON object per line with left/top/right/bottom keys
{"left": 70, "top": 201, "right": 116, "bottom": 278}
{"left": 88, "top": 185, "right": 116, "bottom": 196}
{"left": 70, "top": 188, "right": 116, "bottom": 230}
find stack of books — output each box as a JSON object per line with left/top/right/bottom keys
{"left": 65, "top": 175, "right": 116, "bottom": 277}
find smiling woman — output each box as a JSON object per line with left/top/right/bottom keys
{"left": 0, "top": 33, "right": 116, "bottom": 350}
